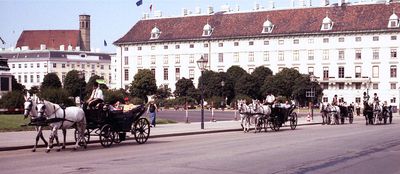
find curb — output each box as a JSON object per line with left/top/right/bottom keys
{"left": 0, "top": 121, "right": 321, "bottom": 151}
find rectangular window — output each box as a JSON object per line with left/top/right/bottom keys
{"left": 234, "top": 42, "right": 239, "bottom": 46}
{"left": 189, "top": 69, "right": 194, "bottom": 80}
{"left": 218, "top": 43, "right": 223, "bottom": 47}
{"left": 278, "top": 40, "right": 284, "bottom": 45}
{"left": 293, "top": 39, "right": 299, "bottom": 44}
{"left": 323, "top": 67, "right": 329, "bottom": 79}
{"left": 30, "top": 64, "right": 33, "bottom": 68}
{"left": 137, "top": 56, "right": 142, "bottom": 65}
{"left": 355, "top": 83, "right": 362, "bottom": 90}
{"left": 308, "top": 38, "right": 314, "bottom": 44}
{"left": 175, "top": 68, "right": 180, "bottom": 80}
{"left": 338, "top": 66, "right": 345, "bottom": 78}
{"left": 391, "top": 49, "right": 397, "bottom": 59}
{"left": 338, "top": 37, "right": 345, "bottom": 42}
{"left": 373, "top": 83, "right": 379, "bottom": 89}
{"left": 323, "top": 97, "right": 328, "bottom": 103}
{"left": 355, "top": 66, "right": 361, "bottom": 78}
{"left": 124, "top": 69, "right": 129, "bottom": 81}
{"left": 338, "top": 83, "right": 345, "bottom": 90}
{"left": 53, "top": 63, "right": 57, "bottom": 68}
{"left": 218, "top": 53, "right": 224, "bottom": 63}
{"left": 189, "top": 54, "right": 194, "bottom": 64}
{"left": 124, "top": 56, "right": 129, "bottom": 65}
{"left": 278, "top": 51, "right": 284, "bottom": 61}
{"left": 322, "top": 50, "right": 329, "bottom": 60}
{"left": 355, "top": 49, "right": 362, "bottom": 60}
{"left": 91, "top": 64, "right": 95, "bottom": 69}
{"left": 264, "top": 40, "right": 269, "bottom": 45}
{"left": 124, "top": 47, "right": 129, "bottom": 51}
{"left": 373, "top": 49, "right": 379, "bottom": 60}
{"left": 373, "top": 36, "right": 379, "bottom": 41}
{"left": 37, "top": 75, "right": 40, "bottom": 83}
{"left": 163, "top": 55, "right": 168, "bottom": 64}
{"left": 24, "top": 75, "right": 27, "bottom": 83}
{"left": 391, "top": 36, "right": 397, "bottom": 40}
{"left": 248, "top": 52, "right": 254, "bottom": 62}
{"left": 308, "top": 67, "right": 314, "bottom": 75}
{"left": 391, "top": 83, "right": 397, "bottom": 90}
{"left": 137, "top": 46, "right": 142, "bottom": 50}
{"left": 355, "top": 37, "right": 362, "bottom": 42}
{"left": 164, "top": 45, "right": 168, "bottom": 49}
{"left": 234, "top": 52, "right": 239, "bottom": 62}
{"left": 151, "top": 46, "right": 155, "bottom": 50}
{"left": 12, "top": 64, "right": 15, "bottom": 68}
{"left": 71, "top": 64, "right": 75, "bottom": 68}
{"left": 62, "top": 64, "right": 66, "bottom": 68}
{"left": 264, "top": 51, "right": 270, "bottom": 61}
{"left": 82, "top": 64, "right": 85, "bottom": 69}
{"left": 189, "top": 44, "right": 194, "bottom": 48}
{"left": 308, "top": 50, "right": 314, "bottom": 60}
{"left": 175, "top": 45, "right": 180, "bottom": 49}
{"left": 204, "top": 43, "right": 208, "bottom": 48}
{"left": 18, "top": 64, "right": 21, "bottom": 68}
{"left": 323, "top": 38, "right": 329, "bottom": 43}
{"left": 373, "top": 66, "right": 379, "bottom": 78}
{"left": 163, "top": 68, "right": 168, "bottom": 80}
{"left": 390, "top": 65, "right": 397, "bottom": 78}
{"left": 30, "top": 75, "right": 34, "bottom": 83}
{"left": 37, "top": 63, "right": 40, "bottom": 68}
{"left": 293, "top": 50, "right": 299, "bottom": 61}
{"left": 249, "top": 41, "right": 254, "bottom": 46}
{"left": 151, "top": 55, "right": 156, "bottom": 64}
{"left": 175, "top": 55, "right": 180, "bottom": 64}
{"left": 100, "top": 65, "right": 104, "bottom": 69}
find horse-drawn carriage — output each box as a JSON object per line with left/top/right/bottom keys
{"left": 363, "top": 102, "right": 393, "bottom": 125}
{"left": 267, "top": 104, "right": 298, "bottom": 131}
{"left": 77, "top": 104, "right": 150, "bottom": 147}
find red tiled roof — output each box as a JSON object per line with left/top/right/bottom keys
{"left": 16, "top": 30, "right": 81, "bottom": 50}
{"left": 115, "top": 3, "right": 400, "bottom": 44}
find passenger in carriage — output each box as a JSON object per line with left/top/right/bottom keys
{"left": 109, "top": 101, "right": 122, "bottom": 111}
{"left": 123, "top": 97, "right": 136, "bottom": 113}
{"left": 84, "top": 81, "right": 104, "bottom": 110}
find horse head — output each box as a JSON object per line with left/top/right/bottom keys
{"left": 23, "top": 98, "right": 34, "bottom": 119}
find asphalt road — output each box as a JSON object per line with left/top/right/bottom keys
{"left": 156, "top": 109, "right": 311, "bottom": 122}
{"left": 0, "top": 121, "right": 399, "bottom": 174}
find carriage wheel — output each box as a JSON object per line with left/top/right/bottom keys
{"left": 100, "top": 124, "right": 114, "bottom": 148}
{"left": 262, "top": 118, "right": 268, "bottom": 132}
{"left": 133, "top": 118, "right": 150, "bottom": 144}
{"left": 290, "top": 112, "right": 298, "bottom": 130}
{"left": 74, "top": 128, "right": 90, "bottom": 144}
{"left": 255, "top": 117, "right": 263, "bottom": 132}
{"left": 269, "top": 117, "right": 280, "bottom": 131}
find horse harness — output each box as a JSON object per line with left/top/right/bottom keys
{"left": 40, "top": 104, "right": 74, "bottom": 127}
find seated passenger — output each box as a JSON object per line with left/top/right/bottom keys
{"left": 123, "top": 97, "right": 137, "bottom": 114}
{"left": 109, "top": 101, "right": 122, "bottom": 111}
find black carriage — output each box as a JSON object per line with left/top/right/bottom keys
{"left": 75, "top": 104, "right": 150, "bottom": 147}
{"left": 338, "top": 105, "right": 354, "bottom": 124}
{"left": 267, "top": 105, "right": 298, "bottom": 131}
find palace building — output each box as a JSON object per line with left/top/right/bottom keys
{"left": 113, "top": 1, "right": 400, "bottom": 108}
{"left": 0, "top": 15, "right": 112, "bottom": 89}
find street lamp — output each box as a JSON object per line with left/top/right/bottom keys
{"left": 306, "top": 75, "right": 317, "bottom": 120}
{"left": 367, "top": 77, "right": 372, "bottom": 97}
{"left": 197, "top": 56, "right": 208, "bottom": 129}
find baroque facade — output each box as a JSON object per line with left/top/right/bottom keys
{"left": 113, "top": 2, "right": 400, "bottom": 107}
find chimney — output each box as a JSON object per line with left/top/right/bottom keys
{"left": 254, "top": 3, "right": 260, "bottom": 10}
{"left": 195, "top": 7, "right": 201, "bottom": 14}
{"left": 40, "top": 44, "right": 46, "bottom": 50}
{"left": 321, "top": 0, "right": 330, "bottom": 6}
{"left": 269, "top": 0, "right": 275, "bottom": 9}
{"left": 207, "top": 6, "right": 214, "bottom": 14}
{"left": 79, "top": 14, "right": 90, "bottom": 51}
{"left": 182, "top": 8, "right": 188, "bottom": 16}
{"left": 338, "top": 0, "right": 345, "bottom": 6}
{"left": 59, "top": 45, "right": 65, "bottom": 51}
{"left": 154, "top": 10, "right": 162, "bottom": 17}
{"left": 291, "top": 0, "right": 295, "bottom": 7}
{"left": 142, "top": 13, "right": 149, "bottom": 19}
{"left": 221, "top": 4, "right": 230, "bottom": 12}
{"left": 68, "top": 44, "right": 73, "bottom": 51}
{"left": 235, "top": 4, "right": 240, "bottom": 11}
{"left": 309, "top": 0, "right": 313, "bottom": 6}
{"left": 300, "top": 0, "right": 306, "bottom": 6}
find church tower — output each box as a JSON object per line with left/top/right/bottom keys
{"left": 79, "top": 14, "right": 90, "bottom": 51}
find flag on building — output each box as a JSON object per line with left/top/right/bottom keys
{"left": 150, "top": 4, "right": 153, "bottom": 12}
{"left": 136, "top": 0, "right": 143, "bottom": 6}
{"left": 0, "top": 37, "right": 5, "bottom": 45}
{"left": 104, "top": 40, "right": 107, "bottom": 46}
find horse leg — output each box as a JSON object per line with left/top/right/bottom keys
{"left": 38, "top": 126, "right": 48, "bottom": 147}
{"left": 46, "top": 130, "right": 55, "bottom": 153}
{"left": 61, "top": 129, "right": 67, "bottom": 149}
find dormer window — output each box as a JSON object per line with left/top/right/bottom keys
{"left": 388, "top": 11, "right": 399, "bottom": 28}
{"left": 150, "top": 26, "right": 161, "bottom": 39}
{"left": 203, "top": 23, "right": 213, "bottom": 37}
{"left": 321, "top": 15, "right": 333, "bottom": 31}
{"left": 262, "top": 19, "right": 274, "bottom": 33}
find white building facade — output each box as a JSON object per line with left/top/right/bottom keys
{"left": 114, "top": 2, "right": 400, "bottom": 108}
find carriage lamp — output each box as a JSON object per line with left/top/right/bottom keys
{"left": 197, "top": 56, "right": 208, "bottom": 129}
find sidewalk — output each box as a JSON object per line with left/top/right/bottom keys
{"left": 0, "top": 116, "right": 323, "bottom": 151}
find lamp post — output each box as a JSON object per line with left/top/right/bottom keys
{"left": 221, "top": 80, "right": 225, "bottom": 111}
{"left": 367, "top": 77, "right": 372, "bottom": 97}
{"left": 197, "top": 56, "right": 208, "bottom": 129}
{"left": 78, "top": 71, "right": 84, "bottom": 107}
{"left": 306, "top": 75, "right": 317, "bottom": 120}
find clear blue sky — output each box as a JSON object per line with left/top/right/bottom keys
{"left": 0, "top": 0, "right": 359, "bottom": 53}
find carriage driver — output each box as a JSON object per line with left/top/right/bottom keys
{"left": 373, "top": 93, "right": 380, "bottom": 104}
{"left": 86, "top": 81, "right": 104, "bottom": 109}
{"left": 363, "top": 92, "right": 370, "bottom": 105}
{"left": 332, "top": 94, "right": 338, "bottom": 106}
{"left": 265, "top": 92, "right": 276, "bottom": 106}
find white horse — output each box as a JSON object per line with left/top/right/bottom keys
{"left": 237, "top": 100, "right": 256, "bottom": 132}
{"left": 23, "top": 96, "right": 48, "bottom": 152}
{"left": 36, "top": 100, "right": 87, "bottom": 152}
{"left": 326, "top": 104, "right": 341, "bottom": 125}
{"left": 252, "top": 99, "right": 271, "bottom": 132}
{"left": 373, "top": 101, "right": 383, "bottom": 124}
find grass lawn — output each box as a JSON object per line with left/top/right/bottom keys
{"left": 0, "top": 114, "right": 36, "bottom": 132}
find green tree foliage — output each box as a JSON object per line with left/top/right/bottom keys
{"left": 37, "top": 88, "right": 74, "bottom": 106}
{"left": 235, "top": 73, "right": 258, "bottom": 99}
{"left": 11, "top": 76, "right": 25, "bottom": 92}
{"left": 155, "top": 85, "right": 172, "bottom": 100}
{"left": 251, "top": 66, "right": 273, "bottom": 99}
{"left": 63, "top": 70, "right": 86, "bottom": 97}
{"left": 41, "top": 73, "right": 62, "bottom": 90}
{"left": 292, "top": 74, "right": 323, "bottom": 106}
{"left": 226, "top": 66, "right": 247, "bottom": 86}
{"left": 104, "top": 89, "right": 127, "bottom": 105}
{"left": 261, "top": 68, "right": 302, "bottom": 99}
{"left": 174, "top": 78, "right": 196, "bottom": 97}
{"left": 129, "top": 69, "right": 157, "bottom": 103}
{"left": 0, "top": 91, "right": 25, "bottom": 108}
{"left": 28, "top": 86, "right": 39, "bottom": 96}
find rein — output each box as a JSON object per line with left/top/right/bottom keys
{"left": 41, "top": 103, "right": 74, "bottom": 125}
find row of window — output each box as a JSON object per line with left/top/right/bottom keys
{"left": 314, "top": 65, "right": 397, "bottom": 79}
{"left": 322, "top": 96, "right": 397, "bottom": 104}
{"left": 11, "top": 63, "right": 110, "bottom": 70}
{"left": 123, "top": 35, "right": 398, "bottom": 51}
{"left": 123, "top": 68, "right": 195, "bottom": 82}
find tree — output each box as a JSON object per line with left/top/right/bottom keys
{"left": 11, "top": 76, "right": 25, "bottom": 91}
{"left": 155, "top": 85, "right": 172, "bottom": 100}
{"left": 235, "top": 73, "right": 258, "bottom": 99}
{"left": 226, "top": 66, "right": 247, "bottom": 86}
{"left": 28, "top": 86, "right": 39, "bottom": 96}
{"left": 251, "top": 66, "right": 273, "bottom": 99}
{"left": 41, "top": 73, "right": 61, "bottom": 90}
{"left": 174, "top": 78, "right": 196, "bottom": 98}
{"left": 0, "top": 91, "right": 25, "bottom": 109}
{"left": 104, "top": 88, "right": 127, "bottom": 104}
{"left": 129, "top": 69, "right": 157, "bottom": 103}
{"left": 63, "top": 70, "right": 87, "bottom": 97}
{"left": 37, "top": 88, "right": 75, "bottom": 106}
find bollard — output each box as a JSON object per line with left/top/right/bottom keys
{"left": 185, "top": 109, "right": 189, "bottom": 123}
{"left": 211, "top": 107, "right": 216, "bottom": 122}
{"left": 234, "top": 110, "right": 237, "bottom": 121}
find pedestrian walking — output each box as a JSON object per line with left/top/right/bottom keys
{"left": 148, "top": 101, "right": 158, "bottom": 127}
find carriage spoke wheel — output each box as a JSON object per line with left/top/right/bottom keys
{"left": 133, "top": 118, "right": 150, "bottom": 144}
{"left": 100, "top": 124, "right": 114, "bottom": 148}
{"left": 262, "top": 118, "right": 268, "bottom": 132}
{"left": 74, "top": 128, "right": 90, "bottom": 145}
{"left": 290, "top": 112, "right": 298, "bottom": 130}
{"left": 269, "top": 117, "right": 280, "bottom": 131}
